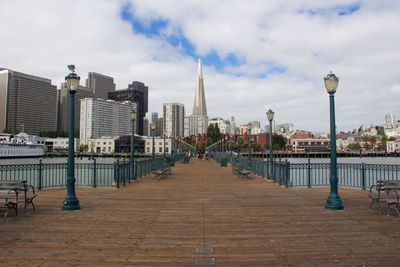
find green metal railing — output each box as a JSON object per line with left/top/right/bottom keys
{"left": 0, "top": 154, "right": 186, "bottom": 190}
{"left": 211, "top": 151, "right": 400, "bottom": 189}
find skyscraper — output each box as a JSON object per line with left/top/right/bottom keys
{"left": 0, "top": 68, "right": 57, "bottom": 135}
{"left": 184, "top": 59, "right": 209, "bottom": 137}
{"left": 163, "top": 103, "right": 185, "bottom": 138}
{"left": 86, "top": 72, "right": 116, "bottom": 100}
{"left": 192, "top": 59, "right": 207, "bottom": 116}
{"left": 80, "top": 98, "right": 135, "bottom": 145}
{"left": 108, "top": 81, "right": 149, "bottom": 136}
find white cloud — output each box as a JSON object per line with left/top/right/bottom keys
{"left": 1, "top": 0, "right": 400, "bottom": 132}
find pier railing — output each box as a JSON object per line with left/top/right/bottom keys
{"left": 0, "top": 154, "right": 185, "bottom": 190}
{"left": 211, "top": 152, "right": 400, "bottom": 189}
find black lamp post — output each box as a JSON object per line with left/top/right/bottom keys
{"left": 62, "top": 65, "right": 80, "bottom": 211}
{"left": 266, "top": 109, "right": 274, "bottom": 179}
{"left": 130, "top": 109, "right": 136, "bottom": 180}
{"left": 324, "top": 71, "right": 344, "bottom": 210}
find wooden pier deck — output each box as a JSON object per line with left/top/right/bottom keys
{"left": 1, "top": 158, "right": 400, "bottom": 266}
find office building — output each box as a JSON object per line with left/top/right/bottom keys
{"left": 86, "top": 72, "right": 115, "bottom": 100}
{"left": 58, "top": 83, "right": 94, "bottom": 133}
{"left": 79, "top": 98, "right": 135, "bottom": 145}
{"left": 163, "top": 103, "right": 185, "bottom": 138}
{"left": 0, "top": 68, "right": 57, "bottom": 135}
{"left": 108, "top": 81, "right": 148, "bottom": 136}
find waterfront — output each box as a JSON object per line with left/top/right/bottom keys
{"left": 2, "top": 156, "right": 400, "bottom": 165}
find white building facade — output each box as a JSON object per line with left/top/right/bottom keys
{"left": 144, "top": 137, "right": 172, "bottom": 155}
{"left": 163, "top": 103, "right": 185, "bottom": 138}
{"left": 80, "top": 98, "right": 135, "bottom": 145}
{"left": 184, "top": 115, "right": 208, "bottom": 137}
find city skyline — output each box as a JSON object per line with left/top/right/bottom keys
{"left": 1, "top": 1, "right": 399, "bottom": 132}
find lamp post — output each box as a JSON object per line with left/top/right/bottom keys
{"left": 247, "top": 123, "right": 252, "bottom": 166}
{"left": 163, "top": 135, "right": 166, "bottom": 158}
{"left": 130, "top": 109, "right": 136, "bottom": 180}
{"left": 151, "top": 123, "right": 156, "bottom": 160}
{"left": 62, "top": 65, "right": 80, "bottom": 211}
{"left": 266, "top": 109, "right": 274, "bottom": 179}
{"left": 324, "top": 71, "right": 344, "bottom": 210}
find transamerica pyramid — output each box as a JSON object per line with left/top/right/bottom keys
{"left": 192, "top": 59, "right": 207, "bottom": 116}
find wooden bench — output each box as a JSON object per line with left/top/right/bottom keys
{"left": 152, "top": 166, "right": 172, "bottom": 180}
{"left": 0, "top": 180, "right": 37, "bottom": 219}
{"left": 232, "top": 163, "right": 251, "bottom": 179}
{"left": 369, "top": 180, "right": 400, "bottom": 217}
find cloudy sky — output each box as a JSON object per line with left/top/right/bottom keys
{"left": 1, "top": 0, "right": 399, "bottom": 132}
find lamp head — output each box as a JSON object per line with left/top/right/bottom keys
{"left": 324, "top": 71, "right": 339, "bottom": 94}
{"left": 65, "top": 64, "right": 80, "bottom": 92}
{"left": 266, "top": 109, "right": 274, "bottom": 121}
{"left": 130, "top": 109, "right": 137, "bottom": 121}
{"left": 151, "top": 123, "right": 156, "bottom": 130}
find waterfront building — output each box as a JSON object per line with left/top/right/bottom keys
{"left": 87, "top": 137, "right": 115, "bottom": 154}
{"left": 144, "top": 136, "right": 172, "bottom": 155}
{"left": 290, "top": 138, "right": 331, "bottom": 153}
{"left": 163, "top": 103, "right": 185, "bottom": 138}
{"left": 184, "top": 59, "right": 208, "bottom": 137}
{"left": 208, "top": 118, "right": 231, "bottom": 135}
{"left": 108, "top": 81, "right": 148, "bottom": 136}
{"left": 0, "top": 68, "right": 57, "bottom": 135}
{"left": 44, "top": 137, "right": 79, "bottom": 153}
{"left": 79, "top": 98, "right": 135, "bottom": 145}
{"left": 86, "top": 72, "right": 115, "bottom": 100}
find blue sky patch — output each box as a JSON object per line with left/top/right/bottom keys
{"left": 299, "top": 2, "right": 361, "bottom": 17}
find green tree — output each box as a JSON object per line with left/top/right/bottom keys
{"left": 265, "top": 134, "right": 286, "bottom": 150}
{"left": 79, "top": 144, "right": 89, "bottom": 153}
{"left": 206, "top": 123, "right": 221, "bottom": 145}
{"left": 347, "top": 143, "right": 361, "bottom": 150}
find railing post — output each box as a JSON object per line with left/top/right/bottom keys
{"left": 93, "top": 158, "right": 97, "bottom": 188}
{"left": 114, "top": 159, "right": 120, "bottom": 188}
{"left": 361, "top": 163, "right": 366, "bottom": 190}
{"left": 307, "top": 158, "right": 311, "bottom": 188}
{"left": 285, "top": 160, "right": 290, "bottom": 188}
{"left": 122, "top": 159, "right": 126, "bottom": 186}
{"left": 38, "top": 159, "right": 43, "bottom": 190}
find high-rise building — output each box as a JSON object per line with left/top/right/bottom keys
{"left": 79, "top": 98, "right": 135, "bottom": 145}
{"left": 192, "top": 59, "right": 207, "bottom": 116}
{"left": 86, "top": 72, "right": 116, "bottom": 100}
{"left": 385, "top": 113, "right": 396, "bottom": 127}
{"left": 151, "top": 112, "right": 158, "bottom": 124}
{"left": 58, "top": 83, "right": 94, "bottom": 133}
{"left": 156, "top": 117, "right": 164, "bottom": 137}
{"left": 0, "top": 68, "right": 57, "bottom": 135}
{"left": 229, "top": 116, "right": 237, "bottom": 135}
{"left": 163, "top": 103, "right": 185, "bottom": 138}
{"left": 108, "top": 81, "right": 148, "bottom": 136}
{"left": 184, "top": 59, "right": 209, "bottom": 137}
